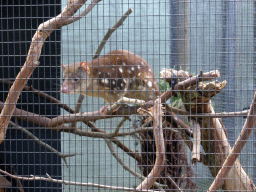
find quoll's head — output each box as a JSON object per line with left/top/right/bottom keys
{"left": 60, "top": 62, "right": 91, "bottom": 94}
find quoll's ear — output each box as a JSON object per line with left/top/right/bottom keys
{"left": 80, "top": 62, "right": 91, "bottom": 75}
{"left": 80, "top": 62, "right": 86, "bottom": 67}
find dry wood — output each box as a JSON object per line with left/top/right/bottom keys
{"left": 160, "top": 70, "right": 221, "bottom": 103}
{"left": 136, "top": 98, "right": 166, "bottom": 190}
{"left": 181, "top": 84, "right": 255, "bottom": 190}
{"left": 105, "top": 139, "right": 164, "bottom": 190}
{"left": 208, "top": 92, "right": 256, "bottom": 191}
{"left": 0, "top": 78, "right": 76, "bottom": 114}
{"left": 161, "top": 69, "right": 255, "bottom": 191}
{"left": 206, "top": 104, "right": 255, "bottom": 191}
{"left": 0, "top": 0, "right": 98, "bottom": 144}
{"left": 0, "top": 169, "right": 160, "bottom": 192}
{"left": 191, "top": 120, "right": 201, "bottom": 164}
{"left": 0, "top": 176, "right": 11, "bottom": 188}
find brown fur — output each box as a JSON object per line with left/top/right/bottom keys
{"left": 61, "top": 50, "right": 159, "bottom": 103}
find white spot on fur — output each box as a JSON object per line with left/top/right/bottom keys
{"left": 141, "top": 62, "right": 144, "bottom": 65}
{"left": 122, "top": 62, "right": 126, "bottom": 65}
{"left": 119, "top": 67, "right": 123, "bottom": 73}
{"left": 131, "top": 67, "right": 134, "bottom": 71}
{"left": 99, "top": 71, "right": 101, "bottom": 75}
{"left": 121, "top": 83, "right": 124, "bottom": 87}
{"left": 112, "top": 68, "right": 115, "bottom": 71}
{"left": 101, "top": 79, "right": 109, "bottom": 84}
{"left": 148, "top": 81, "right": 153, "bottom": 87}
{"left": 138, "top": 72, "right": 141, "bottom": 76}
{"left": 128, "top": 69, "right": 131, "bottom": 74}
{"left": 107, "top": 72, "right": 110, "bottom": 76}
{"left": 112, "top": 81, "right": 116, "bottom": 85}
{"left": 138, "top": 66, "right": 141, "bottom": 70}
{"left": 149, "top": 69, "right": 152, "bottom": 72}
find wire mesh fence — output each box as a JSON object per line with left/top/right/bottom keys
{"left": 0, "top": 0, "right": 256, "bottom": 191}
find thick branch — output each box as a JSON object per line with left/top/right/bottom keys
{"left": 208, "top": 91, "right": 256, "bottom": 192}
{"left": 0, "top": 0, "right": 101, "bottom": 144}
{"left": 160, "top": 70, "right": 220, "bottom": 103}
{"left": 136, "top": 98, "right": 165, "bottom": 190}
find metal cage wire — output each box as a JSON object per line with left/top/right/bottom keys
{"left": 0, "top": 0, "right": 255, "bottom": 191}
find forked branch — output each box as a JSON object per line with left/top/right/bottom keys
{"left": 0, "top": 0, "right": 101, "bottom": 144}
{"left": 208, "top": 91, "right": 256, "bottom": 191}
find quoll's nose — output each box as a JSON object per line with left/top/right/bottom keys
{"left": 60, "top": 87, "right": 69, "bottom": 93}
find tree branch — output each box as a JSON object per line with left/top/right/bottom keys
{"left": 0, "top": 169, "right": 159, "bottom": 192}
{"left": 9, "top": 121, "right": 76, "bottom": 167}
{"left": 93, "top": 8, "right": 133, "bottom": 59}
{"left": 105, "top": 139, "right": 164, "bottom": 191}
{"left": 160, "top": 70, "right": 220, "bottom": 103}
{"left": 0, "top": 0, "right": 101, "bottom": 144}
{"left": 136, "top": 98, "right": 166, "bottom": 190}
{"left": 191, "top": 120, "right": 201, "bottom": 164}
{"left": 208, "top": 91, "right": 256, "bottom": 192}
{"left": 0, "top": 79, "right": 75, "bottom": 114}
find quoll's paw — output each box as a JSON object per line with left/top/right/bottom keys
{"left": 100, "top": 105, "right": 111, "bottom": 115}
{"left": 100, "top": 105, "right": 122, "bottom": 115}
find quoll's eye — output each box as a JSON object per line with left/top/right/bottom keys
{"left": 74, "top": 77, "right": 79, "bottom": 82}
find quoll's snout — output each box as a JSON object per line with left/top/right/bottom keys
{"left": 60, "top": 86, "right": 69, "bottom": 93}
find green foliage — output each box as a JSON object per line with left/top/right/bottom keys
{"left": 158, "top": 79, "right": 184, "bottom": 109}
{"left": 159, "top": 79, "right": 170, "bottom": 92}
{"left": 171, "top": 92, "right": 183, "bottom": 109}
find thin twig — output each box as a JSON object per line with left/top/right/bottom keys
{"left": 105, "top": 139, "right": 165, "bottom": 191}
{"left": 93, "top": 8, "right": 133, "bottom": 59}
{"left": 0, "top": 79, "right": 76, "bottom": 114}
{"left": 80, "top": 121, "right": 142, "bottom": 163}
{"left": 9, "top": 121, "right": 76, "bottom": 167}
{"left": 113, "top": 117, "right": 130, "bottom": 136}
{"left": 0, "top": 169, "right": 159, "bottom": 192}
{"left": 0, "top": 0, "right": 98, "bottom": 144}
{"left": 70, "top": 94, "right": 85, "bottom": 129}
{"left": 166, "top": 173, "right": 184, "bottom": 192}
{"left": 165, "top": 104, "right": 249, "bottom": 118}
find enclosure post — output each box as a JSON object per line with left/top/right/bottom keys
{"left": 170, "top": 0, "right": 190, "bottom": 70}
{"left": 253, "top": 0, "right": 256, "bottom": 183}
{"left": 220, "top": 0, "right": 237, "bottom": 145}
